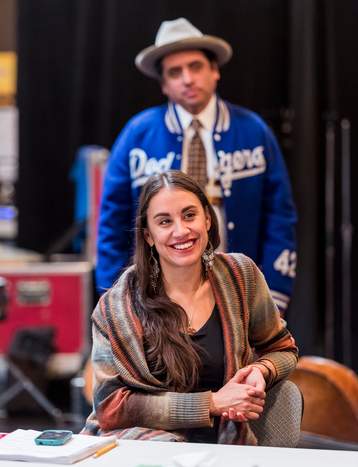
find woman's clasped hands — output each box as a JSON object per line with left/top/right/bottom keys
{"left": 210, "top": 366, "right": 266, "bottom": 423}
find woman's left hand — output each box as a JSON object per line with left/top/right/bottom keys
{"left": 242, "top": 366, "right": 266, "bottom": 393}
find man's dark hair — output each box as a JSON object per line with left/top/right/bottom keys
{"left": 155, "top": 48, "right": 217, "bottom": 78}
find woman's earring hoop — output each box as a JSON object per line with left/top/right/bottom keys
{"left": 202, "top": 241, "right": 215, "bottom": 277}
{"left": 149, "top": 246, "right": 160, "bottom": 292}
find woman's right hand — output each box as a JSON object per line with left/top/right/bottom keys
{"left": 210, "top": 367, "right": 266, "bottom": 423}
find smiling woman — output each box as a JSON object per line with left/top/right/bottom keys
{"left": 138, "top": 173, "right": 218, "bottom": 344}
{"left": 82, "top": 170, "right": 298, "bottom": 445}
{"left": 144, "top": 188, "right": 212, "bottom": 273}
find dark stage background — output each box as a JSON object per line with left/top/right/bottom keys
{"left": 15, "top": 0, "right": 358, "bottom": 370}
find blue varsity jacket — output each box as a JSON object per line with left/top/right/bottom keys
{"left": 96, "top": 97, "right": 297, "bottom": 312}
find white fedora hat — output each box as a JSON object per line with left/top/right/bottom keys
{"left": 135, "top": 18, "right": 232, "bottom": 79}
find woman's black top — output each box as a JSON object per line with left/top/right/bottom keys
{"left": 149, "top": 303, "right": 225, "bottom": 443}
{"left": 187, "top": 303, "right": 225, "bottom": 443}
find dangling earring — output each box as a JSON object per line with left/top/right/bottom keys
{"left": 202, "top": 241, "right": 215, "bottom": 277}
{"left": 149, "top": 246, "right": 160, "bottom": 292}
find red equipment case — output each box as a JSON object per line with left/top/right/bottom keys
{"left": 0, "top": 262, "right": 92, "bottom": 356}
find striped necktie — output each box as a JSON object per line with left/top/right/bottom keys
{"left": 187, "top": 119, "right": 207, "bottom": 191}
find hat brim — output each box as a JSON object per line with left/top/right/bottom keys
{"left": 135, "top": 35, "right": 232, "bottom": 79}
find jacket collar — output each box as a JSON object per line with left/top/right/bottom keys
{"left": 164, "top": 94, "right": 230, "bottom": 135}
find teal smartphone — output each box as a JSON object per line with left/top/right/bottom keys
{"left": 34, "top": 430, "right": 73, "bottom": 446}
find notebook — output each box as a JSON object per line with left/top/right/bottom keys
{"left": 0, "top": 429, "right": 117, "bottom": 464}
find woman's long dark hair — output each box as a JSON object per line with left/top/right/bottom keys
{"left": 129, "top": 170, "right": 220, "bottom": 392}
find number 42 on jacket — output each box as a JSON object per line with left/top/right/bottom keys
{"left": 274, "top": 249, "right": 296, "bottom": 278}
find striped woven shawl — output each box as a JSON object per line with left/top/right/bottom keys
{"left": 88, "top": 253, "right": 298, "bottom": 444}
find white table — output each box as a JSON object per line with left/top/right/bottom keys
{"left": 0, "top": 439, "right": 357, "bottom": 467}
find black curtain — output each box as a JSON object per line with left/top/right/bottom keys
{"left": 17, "top": 1, "right": 77, "bottom": 253}
{"left": 287, "top": 0, "right": 322, "bottom": 358}
{"left": 16, "top": 0, "right": 358, "bottom": 370}
{"left": 17, "top": 0, "right": 290, "bottom": 249}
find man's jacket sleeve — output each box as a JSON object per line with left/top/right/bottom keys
{"left": 95, "top": 123, "right": 134, "bottom": 293}
{"left": 259, "top": 128, "right": 297, "bottom": 313}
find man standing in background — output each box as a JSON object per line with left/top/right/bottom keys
{"left": 96, "top": 18, "right": 297, "bottom": 316}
